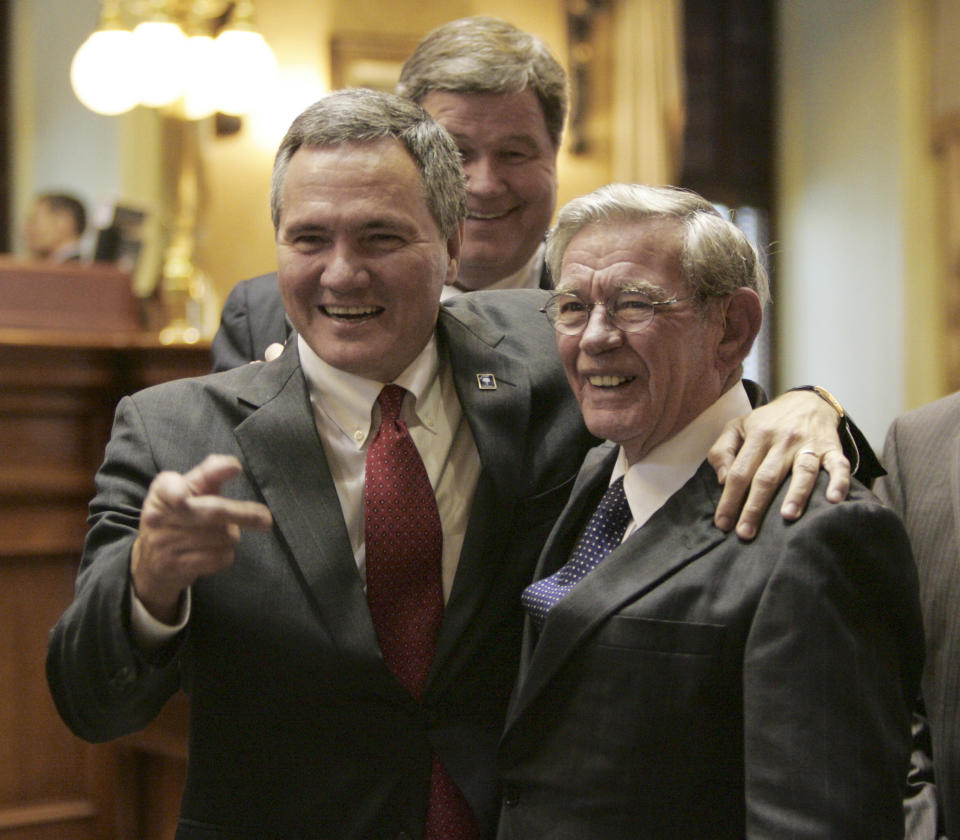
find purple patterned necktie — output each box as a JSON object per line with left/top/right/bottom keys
{"left": 522, "top": 476, "right": 631, "bottom": 628}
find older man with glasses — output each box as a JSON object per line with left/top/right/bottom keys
{"left": 497, "top": 183, "right": 923, "bottom": 840}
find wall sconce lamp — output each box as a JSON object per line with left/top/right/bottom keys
{"left": 70, "top": 1, "right": 278, "bottom": 343}
{"left": 70, "top": 0, "right": 278, "bottom": 121}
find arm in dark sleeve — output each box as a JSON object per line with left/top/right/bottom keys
{"left": 903, "top": 701, "right": 947, "bottom": 839}
{"left": 46, "top": 396, "right": 183, "bottom": 742}
{"left": 785, "top": 384, "right": 885, "bottom": 486}
{"left": 841, "top": 412, "right": 885, "bottom": 486}
{"left": 210, "top": 273, "right": 290, "bottom": 372}
{"left": 744, "top": 494, "right": 924, "bottom": 838}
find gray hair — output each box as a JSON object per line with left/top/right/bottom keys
{"left": 546, "top": 184, "right": 770, "bottom": 309}
{"left": 397, "top": 16, "right": 568, "bottom": 150}
{"left": 270, "top": 88, "right": 466, "bottom": 237}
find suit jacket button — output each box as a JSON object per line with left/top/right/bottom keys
{"left": 502, "top": 783, "right": 520, "bottom": 808}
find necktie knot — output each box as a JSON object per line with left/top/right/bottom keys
{"left": 377, "top": 384, "right": 406, "bottom": 424}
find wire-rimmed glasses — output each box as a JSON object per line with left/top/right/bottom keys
{"left": 540, "top": 290, "right": 693, "bottom": 335}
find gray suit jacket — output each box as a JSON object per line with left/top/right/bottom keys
{"left": 47, "top": 290, "right": 597, "bottom": 840}
{"left": 876, "top": 391, "right": 960, "bottom": 840}
{"left": 498, "top": 440, "right": 923, "bottom": 840}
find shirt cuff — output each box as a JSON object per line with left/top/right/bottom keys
{"left": 130, "top": 586, "right": 191, "bottom": 652}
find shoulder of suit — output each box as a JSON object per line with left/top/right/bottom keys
{"left": 782, "top": 468, "right": 895, "bottom": 531}
{"left": 225, "top": 272, "right": 280, "bottom": 305}
{"left": 440, "top": 288, "right": 553, "bottom": 345}
{"left": 241, "top": 271, "right": 280, "bottom": 291}
{"left": 892, "top": 390, "right": 960, "bottom": 437}
{"left": 441, "top": 287, "right": 550, "bottom": 317}
{"left": 130, "top": 355, "right": 280, "bottom": 406}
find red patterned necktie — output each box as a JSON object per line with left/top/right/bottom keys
{"left": 364, "top": 384, "right": 480, "bottom": 840}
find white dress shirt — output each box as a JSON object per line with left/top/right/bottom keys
{"left": 297, "top": 333, "right": 480, "bottom": 601}
{"left": 133, "top": 332, "right": 481, "bottom": 646}
{"left": 440, "top": 243, "right": 545, "bottom": 300}
{"left": 610, "top": 382, "right": 752, "bottom": 538}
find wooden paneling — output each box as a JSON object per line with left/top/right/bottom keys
{"left": 680, "top": 0, "right": 774, "bottom": 209}
{"left": 0, "top": 329, "right": 207, "bottom": 840}
{"left": 0, "top": 259, "right": 140, "bottom": 334}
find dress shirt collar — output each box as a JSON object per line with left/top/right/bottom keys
{"left": 296, "top": 333, "right": 442, "bottom": 448}
{"left": 51, "top": 241, "right": 85, "bottom": 263}
{"left": 440, "top": 242, "right": 545, "bottom": 300}
{"left": 610, "top": 382, "right": 752, "bottom": 531}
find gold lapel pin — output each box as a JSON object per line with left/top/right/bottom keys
{"left": 476, "top": 373, "right": 497, "bottom": 390}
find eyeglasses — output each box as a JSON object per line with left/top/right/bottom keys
{"left": 540, "top": 290, "right": 693, "bottom": 335}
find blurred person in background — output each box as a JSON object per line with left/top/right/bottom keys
{"left": 20, "top": 192, "right": 87, "bottom": 262}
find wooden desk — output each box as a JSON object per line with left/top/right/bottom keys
{"left": 0, "top": 329, "right": 208, "bottom": 840}
{"left": 0, "top": 257, "right": 141, "bottom": 334}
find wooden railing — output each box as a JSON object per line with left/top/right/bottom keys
{"left": 0, "top": 299, "right": 208, "bottom": 840}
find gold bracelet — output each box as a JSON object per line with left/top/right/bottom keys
{"left": 808, "top": 385, "right": 845, "bottom": 419}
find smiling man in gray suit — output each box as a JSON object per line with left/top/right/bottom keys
{"left": 877, "top": 392, "right": 960, "bottom": 840}
{"left": 497, "top": 183, "right": 924, "bottom": 840}
{"left": 47, "top": 89, "right": 599, "bottom": 840}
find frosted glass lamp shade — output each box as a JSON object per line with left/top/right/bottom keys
{"left": 132, "top": 20, "right": 189, "bottom": 107}
{"left": 182, "top": 35, "right": 220, "bottom": 120}
{"left": 70, "top": 29, "right": 140, "bottom": 115}
{"left": 213, "top": 29, "right": 279, "bottom": 116}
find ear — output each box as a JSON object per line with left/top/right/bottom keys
{"left": 443, "top": 220, "right": 464, "bottom": 287}
{"left": 716, "top": 288, "right": 762, "bottom": 372}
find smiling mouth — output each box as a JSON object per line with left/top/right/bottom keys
{"left": 587, "top": 375, "right": 635, "bottom": 388}
{"left": 320, "top": 304, "right": 383, "bottom": 321}
{"left": 466, "top": 208, "right": 514, "bottom": 221}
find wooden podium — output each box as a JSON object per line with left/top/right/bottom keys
{"left": 0, "top": 260, "right": 204, "bottom": 840}
{"left": 0, "top": 256, "right": 142, "bottom": 334}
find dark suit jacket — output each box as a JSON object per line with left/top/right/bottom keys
{"left": 210, "top": 263, "right": 554, "bottom": 372}
{"left": 210, "top": 271, "right": 291, "bottom": 372}
{"left": 497, "top": 440, "right": 924, "bottom": 840}
{"left": 876, "top": 391, "right": 960, "bottom": 840}
{"left": 47, "top": 290, "right": 597, "bottom": 840}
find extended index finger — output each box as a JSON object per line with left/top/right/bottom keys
{"left": 183, "top": 494, "right": 273, "bottom": 531}
{"left": 183, "top": 454, "right": 246, "bottom": 497}
{"left": 144, "top": 457, "right": 272, "bottom": 532}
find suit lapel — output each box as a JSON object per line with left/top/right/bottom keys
{"left": 951, "top": 426, "right": 960, "bottom": 561}
{"left": 506, "top": 459, "right": 728, "bottom": 730}
{"left": 427, "top": 306, "right": 533, "bottom": 684}
{"left": 513, "top": 443, "right": 617, "bottom": 680}
{"left": 233, "top": 344, "right": 383, "bottom": 667}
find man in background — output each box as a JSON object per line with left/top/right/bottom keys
{"left": 497, "top": 184, "right": 922, "bottom": 839}
{"left": 876, "top": 393, "right": 960, "bottom": 840}
{"left": 20, "top": 191, "right": 87, "bottom": 262}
